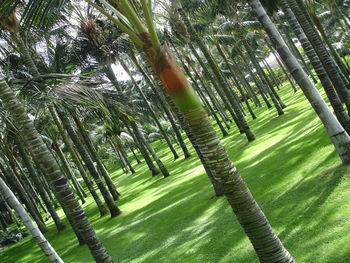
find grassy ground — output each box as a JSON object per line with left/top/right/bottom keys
{"left": 2, "top": 81, "right": 350, "bottom": 263}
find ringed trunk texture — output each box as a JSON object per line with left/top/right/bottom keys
{"left": 280, "top": 0, "right": 350, "bottom": 134}
{"left": 49, "top": 106, "right": 108, "bottom": 216}
{"left": 143, "top": 39, "right": 294, "bottom": 261}
{"left": 249, "top": 0, "right": 350, "bottom": 165}
{"left": 0, "top": 76, "right": 112, "bottom": 263}
{"left": 16, "top": 140, "right": 66, "bottom": 232}
{"left": 57, "top": 109, "right": 121, "bottom": 218}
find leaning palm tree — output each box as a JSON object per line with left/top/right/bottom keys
{"left": 247, "top": 0, "right": 350, "bottom": 164}
{"left": 82, "top": 0, "right": 295, "bottom": 261}
{"left": 0, "top": 10, "right": 113, "bottom": 259}
{"left": 0, "top": 176, "right": 63, "bottom": 263}
{"left": 0, "top": 68, "right": 113, "bottom": 262}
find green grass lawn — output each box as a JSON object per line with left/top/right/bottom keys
{"left": 2, "top": 81, "right": 350, "bottom": 263}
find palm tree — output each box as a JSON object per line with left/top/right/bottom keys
{"left": 0, "top": 69, "right": 112, "bottom": 262}
{"left": 279, "top": 0, "right": 350, "bottom": 134}
{"left": 247, "top": 0, "right": 350, "bottom": 165}
{"left": 286, "top": 0, "right": 350, "bottom": 107}
{"left": 81, "top": 0, "right": 294, "bottom": 261}
{"left": 15, "top": 137, "right": 67, "bottom": 232}
{"left": 0, "top": 176, "right": 63, "bottom": 263}
{"left": 56, "top": 107, "right": 121, "bottom": 218}
{"left": 48, "top": 105, "right": 108, "bottom": 217}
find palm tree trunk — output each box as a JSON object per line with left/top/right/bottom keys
{"left": 0, "top": 176, "right": 64, "bottom": 263}
{"left": 112, "top": 136, "right": 135, "bottom": 174}
{"left": 249, "top": 0, "right": 350, "bottom": 164}
{"left": 57, "top": 109, "right": 121, "bottom": 218}
{"left": 0, "top": 74, "right": 113, "bottom": 262}
{"left": 118, "top": 57, "right": 180, "bottom": 160}
{"left": 173, "top": 44, "right": 232, "bottom": 129}
{"left": 130, "top": 121, "right": 169, "bottom": 177}
{"left": 276, "top": 21, "right": 318, "bottom": 83}
{"left": 109, "top": 140, "right": 129, "bottom": 173}
{"left": 127, "top": 141, "right": 141, "bottom": 164}
{"left": 221, "top": 47, "right": 263, "bottom": 107}
{"left": 104, "top": 64, "right": 122, "bottom": 92}
{"left": 16, "top": 140, "right": 66, "bottom": 232}
{"left": 235, "top": 45, "right": 273, "bottom": 109}
{"left": 53, "top": 142, "right": 86, "bottom": 204}
{"left": 129, "top": 53, "right": 192, "bottom": 159}
{"left": 280, "top": 0, "right": 350, "bottom": 134}
{"left": 216, "top": 44, "right": 257, "bottom": 120}
{"left": 187, "top": 60, "right": 232, "bottom": 129}
{"left": 48, "top": 105, "right": 107, "bottom": 216}
{"left": 3, "top": 199, "right": 21, "bottom": 227}
{"left": 146, "top": 31, "right": 293, "bottom": 260}
{"left": 264, "top": 38, "right": 298, "bottom": 92}
{"left": 287, "top": 0, "right": 350, "bottom": 112}
{"left": 125, "top": 123, "right": 161, "bottom": 175}
{"left": 179, "top": 13, "right": 255, "bottom": 141}
{"left": 236, "top": 25, "right": 287, "bottom": 113}
{"left": 0, "top": 157, "right": 48, "bottom": 234}
{"left": 182, "top": 63, "right": 229, "bottom": 137}
{"left": 71, "top": 112, "right": 120, "bottom": 200}
{"left": 186, "top": 40, "right": 244, "bottom": 133}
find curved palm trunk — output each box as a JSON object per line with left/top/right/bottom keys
{"left": 248, "top": 0, "right": 350, "bottom": 164}
{"left": 144, "top": 36, "right": 293, "bottom": 261}
{"left": 71, "top": 113, "right": 120, "bottom": 200}
{"left": 280, "top": 0, "right": 350, "bottom": 134}
{"left": 0, "top": 177, "right": 63, "bottom": 263}
{"left": 287, "top": 0, "right": 350, "bottom": 112}
{"left": 48, "top": 106, "right": 107, "bottom": 216}
{"left": 0, "top": 76, "right": 112, "bottom": 263}
{"left": 57, "top": 109, "right": 121, "bottom": 218}
{"left": 53, "top": 142, "right": 86, "bottom": 204}
{"left": 16, "top": 140, "right": 66, "bottom": 232}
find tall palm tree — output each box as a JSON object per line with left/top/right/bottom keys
{"left": 0, "top": 70, "right": 112, "bottom": 262}
{"left": 81, "top": 0, "right": 295, "bottom": 261}
{"left": 247, "top": 0, "right": 350, "bottom": 165}
{"left": 0, "top": 176, "right": 64, "bottom": 263}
